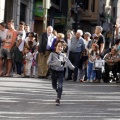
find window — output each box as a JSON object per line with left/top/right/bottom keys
{"left": 51, "top": 0, "right": 60, "bottom": 6}
{"left": 113, "top": 7, "right": 115, "bottom": 17}
{"left": 91, "top": 0, "right": 95, "bottom": 12}
{"left": 76, "top": 0, "right": 89, "bottom": 11}
{"left": 20, "top": 3, "right": 26, "bottom": 22}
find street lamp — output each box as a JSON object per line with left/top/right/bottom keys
{"left": 43, "top": 0, "right": 51, "bottom": 31}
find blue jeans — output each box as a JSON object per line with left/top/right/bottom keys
{"left": 87, "top": 61, "right": 96, "bottom": 80}
{"left": 51, "top": 70, "right": 64, "bottom": 99}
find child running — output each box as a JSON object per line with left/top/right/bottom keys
{"left": 47, "top": 40, "right": 74, "bottom": 106}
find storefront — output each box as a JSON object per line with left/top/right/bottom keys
{"left": 34, "top": 0, "right": 68, "bottom": 35}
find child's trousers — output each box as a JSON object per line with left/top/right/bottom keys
{"left": 25, "top": 61, "right": 32, "bottom": 76}
{"left": 51, "top": 70, "right": 64, "bottom": 99}
{"left": 32, "top": 66, "right": 36, "bottom": 76}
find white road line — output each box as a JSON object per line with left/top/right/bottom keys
{"left": 0, "top": 112, "right": 57, "bottom": 115}
{"left": 51, "top": 116, "right": 120, "bottom": 118}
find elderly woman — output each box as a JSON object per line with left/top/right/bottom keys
{"left": 103, "top": 47, "right": 120, "bottom": 83}
{"left": 50, "top": 33, "right": 65, "bottom": 52}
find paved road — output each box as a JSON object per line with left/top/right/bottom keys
{"left": 0, "top": 77, "right": 120, "bottom": 120}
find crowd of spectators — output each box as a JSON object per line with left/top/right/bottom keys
{"left": 0, "top": 20, "right": 120, "bottom": 83}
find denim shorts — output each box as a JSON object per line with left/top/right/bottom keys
{"left": 0, "top": 47, "right": 12, "bottom": 59}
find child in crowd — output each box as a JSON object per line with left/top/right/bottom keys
{"left": 78, "top": 49, "right": 88, "bottom": 82}
{"left": 22, "top": 48, "right": 27, "bottom": 77}
{"left": 93, "top": 54, "right": 104, "bottom": 83}
{"left": 87, "top": 43, "right": 99, "bottom": 82}
{"left": 32, "top": 47, "right": 38, "bottom": 77}
{"left": 25, "top": 32, "right": 37, "bottom": 53}
{"left": 24, "top": 47, "right": 33, "bottom": 77}
{"left": 47, "top": 40, "right": 74, "bottom": 106}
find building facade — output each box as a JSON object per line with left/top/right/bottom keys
{"left": 34, "top": 0, "right": 68, "bottom": 35}
{"left": 66, "top": 0, "right": 100, "bottom": 33}
{"left": 0, "top": 0, "right": 6, "bottom": 23}
{"left": 0, "top": 0, "right": 118, "bottom": 35}
{"left": 66, "top": 0, "right": 117, "bottom": 34}
{"left": 1, "top": 0, "right": 34, "bottom": 30}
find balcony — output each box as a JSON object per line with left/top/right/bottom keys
{"left": 81, "top": 11, "right": 99, "bottom": 21}
{"left": 80, "top": 0, "right": 99, "bottom": 21}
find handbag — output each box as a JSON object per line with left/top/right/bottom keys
{"left": 94, "top": 59, "right": 105, "bottom": 69}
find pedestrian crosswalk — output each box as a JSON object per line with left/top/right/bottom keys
{"left": 0, "top": 77, "right": 120, "bottom": 120}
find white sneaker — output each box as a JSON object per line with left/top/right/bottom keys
{"left": 21, "top": 73, "right": 25, "bottom": 78}
{"left": 85, "top": 79, "right": 90, "bottom": 82}
{"left": 12, "top": 73, "right": 17, "bottom": 76}
{"left": 13, "top": 74, "right": 21, "bottom": 78}
{"left": 90, "top": 80, "right": 93, "bottom": 82}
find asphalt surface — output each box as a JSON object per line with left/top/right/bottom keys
{"left": 0, "top": 77, "right": 120, "bottom": 120}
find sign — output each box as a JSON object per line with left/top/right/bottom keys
{"left": 54, "top": 14, "right": 66, "bottom": 26}
{"left": 35, "top": 2, "right": 43, "bottom": 17}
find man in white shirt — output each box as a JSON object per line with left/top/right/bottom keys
{"left": 13, "top": 21, "right": 26, "bottom": 77}
{"left": 24, "top": 24, "right": 30, "bottom": 38}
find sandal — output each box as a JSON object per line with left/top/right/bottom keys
{"left": 0, "top": 72, "right": 4, "bottom": 77}
{"left": 4, "top": 74, "right": 11, "bottom": 77}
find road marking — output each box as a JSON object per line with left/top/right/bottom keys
{"left": 0, "top": 112, "right": 119, "bottom": 119}
{"left": 0, "top": 112, "right": 57, "bottom": 115}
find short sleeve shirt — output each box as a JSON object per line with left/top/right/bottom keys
{"left": 0, "top": 29, "right": 8, "bottom": 47}
{"left": 17, "top": 30, "right": 26, "bottom": 51}
{"left": 3, "top": 30, "right": 18, "bottom": 49}
{"left": 0, "top": 29, "right": 8, "bottom": 40}
{"left": 97, "top": 35, "right": 105, "bottom": 50}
